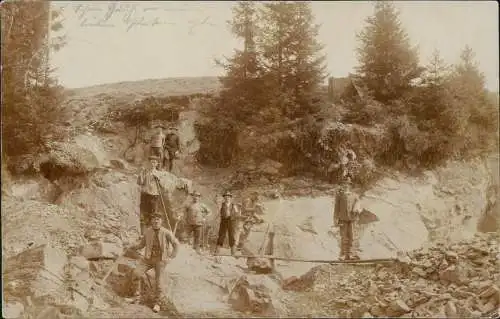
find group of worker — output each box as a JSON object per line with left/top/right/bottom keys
{"left": 129, "top": 125, "right": 267, "bottom": 312}
{"left": 127, "top": 125, "right": 363, "bottom": 313}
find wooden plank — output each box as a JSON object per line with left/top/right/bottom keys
{"left": 214, "top": 254, "right": 397, "bottom": 264}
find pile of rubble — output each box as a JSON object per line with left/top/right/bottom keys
{"left": 283, "top": 233, "right": 499, "bottom": 318}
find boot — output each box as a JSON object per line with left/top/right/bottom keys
{"left": 230, "top": 246, "right": 236, "bottom": 256}
{"left": 213, "top": 246, "right": 221, "bottom": 256}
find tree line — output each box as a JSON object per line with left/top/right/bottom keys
{"left": 199, "top": 1, "right": 498, "bottom": 170}
{"left": 1, "top": 1, "right": 497, "bottom": 175}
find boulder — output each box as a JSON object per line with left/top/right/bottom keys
{"left": 41, "top": 141, "right": 99, "bottom": 178}
{"left": 73, "top": 133, "right": 110, "bottom": 167}
{"left": 439, "top": 264, "right": 469, "bottom": 285}
{"left": 229, "top": 274, "right": 279, "bottom": 315}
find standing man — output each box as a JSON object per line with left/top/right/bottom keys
{"left": 127, "top": 212, "right": 179, "bottom": 313}
{"left": 137, "top": 155, "right": 162, "bottom": 236}
{"left": 164, "top": 127, "right": 181, "bottom": 172}
{"left": 333, "top": 178, "right": 362, "bottom": 260}
{"left": 214, "top": 191, "right": 240, "bottom": 256}
{"left": 150, "top": 126, "right": 166, "bottom": 170}
{"left": 235, "top": 192, "right": 265, "bottom": 251}
{"left": 182, "top": 191, "right": 211, "bottom": 254}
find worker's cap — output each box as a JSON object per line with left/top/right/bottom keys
{"left": 149, "top": 155, "right": 160, "bottom": 160}
{"left": 168, "top": 126, "right": 178, "bottom": 130}
{"left": 223, "top": 191, "right": 233, "bottom": 197}
{"left": 151, "top": 212, "right": 163, "bottom": 219}
{"left": 190, "top": 191, "right": 201, "bottom": 197}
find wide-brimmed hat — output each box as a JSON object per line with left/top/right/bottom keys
{"left": 223, "top": 190, "right": 233, "bottom": 197}
{"left": 190, "top": 191, "right": 201, "bottom": 197}
{"left": 149, "top": 155, "right": 160, "bottom": 160}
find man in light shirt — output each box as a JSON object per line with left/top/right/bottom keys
{"left": 137, "top": 155, "right": 162, "bottom": 235}
{"left": 181, "top": 191, "right": 211, "bottom": 254}
{"left": 150, "top": 126, "right": 166, "bottom": 170}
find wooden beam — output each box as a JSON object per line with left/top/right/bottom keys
{"left": 214, "top": 254, "right": 397, "bottom": 264}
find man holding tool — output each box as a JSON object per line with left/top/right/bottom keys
{"left": 137, "top": 155, "right": 162, "bottom": 235}
{"left": 127, "top": 212, "right": 180, "bottom": 313}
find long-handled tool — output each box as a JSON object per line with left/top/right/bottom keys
{"left": 96, "top": 255, "right": 126, "bottom": 286}
{"left": 173, "top": 219, "right": 180, "bottom": 236}
{"left": 154, "top": 175, "right": 173, "bottom": 232}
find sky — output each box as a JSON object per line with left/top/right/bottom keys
{"left": 50, "top": 1, "right": 499, "bottom": 91}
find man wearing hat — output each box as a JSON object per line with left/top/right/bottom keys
{"left": 137, "top": 155, "right": 162, "bottom": 235}
{"left": 150, "top": 126, "right": 166, "bottom": 169}
{"left": 163, "top": 127, "right": 181, "bottom": 172}
{"left": 215, "top": 191, "right": 241, "bottom": 256}
{"left": 333, "top": 177, "right": 362, "bottom": 260}
{"left": 128, "top": 212, "right": 180, "bottom": 313}
{"left": 181, "top": 191, "right": 211, "bottom": 253}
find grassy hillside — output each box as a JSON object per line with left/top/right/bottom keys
{"left": 66, "top": 76, "right": 221, "bottom": 100}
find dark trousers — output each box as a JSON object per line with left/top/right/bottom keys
{"left": 139, "top": 193, "right": 159, "bottom": 235}
{"left": 163, "top": 148, "right": 176, "bottom": 172}
{"left": 217, "top": 218, "right": 235, "bottom": 247}
{"left": 186, "top": 224, "right": 203, "bottom": 249}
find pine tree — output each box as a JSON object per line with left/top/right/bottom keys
{"left": 1, "top": 1, "right": 68, "bottom": 160}
{"left": 213, "top": 1, "right": 269, "bottom": 124}
{"left": 415, "top": 49, "right": 452, "bottom": 123}
{"left": 259, "top": 1, "right": 326, "bottom": 117}
{"left": 450, "top": 45, "right": 497, "bottom": 131}
{"left": 355, "top": 1, "right": 422, "bottom": 103}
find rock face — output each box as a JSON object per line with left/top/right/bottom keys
{"left": 3, "top": 244, "right": 101, "bottom": 316}
{"left": 1, "top": 197, "right": 87, "bottom": 257}
{"left": 284, "top": 233, "right": 499, "bottom": 318}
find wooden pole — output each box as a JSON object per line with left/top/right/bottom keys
{"left": 214, "top": 254, "right": 398, "bottom": 264}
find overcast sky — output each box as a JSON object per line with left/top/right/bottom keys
{"left": 50, "top": 1, "right": 499, "bottom": 91}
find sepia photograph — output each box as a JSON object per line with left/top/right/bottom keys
{"left": 1, "top": 0, "right": 499, "bottom": 318}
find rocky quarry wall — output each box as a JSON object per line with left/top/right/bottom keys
{"left": 244, "top": 155, "right": 499, "bottom": 279}
{"left": 2, "top": 104, "right": 498, "bottom": 318}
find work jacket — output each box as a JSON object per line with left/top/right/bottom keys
{"left": 137, "top": 169, "right": 160, "bottom": 196}
{"left": 164, "top": 133, "right": 180, "bottom": 151}
{"left": 135, "top": 226, "right": 179, "bottom": 261}
{"left": 184, "top": 202, "right": 211, "bottom": 225}
{"left": 334, "top": 191, "right": 361, "bottom": 222}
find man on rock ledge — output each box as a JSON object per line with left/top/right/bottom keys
{"left": 127, "top": 212, "right": 179, "bottom": 313}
